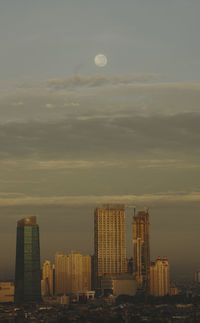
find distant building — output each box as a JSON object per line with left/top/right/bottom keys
{"left": 94, "top": 204, "right": 126, "bottom": 288}
{"left": 101, "top": 274, "right": 137, "bottom": 297}
{"left": 82, "top": 254, "right": 91, "bottom": 292}
{"left": 127, "top": 258, "right": 133, "bottom": 274}
{"left": 169, "top": 287, "right": 179, "bottom": 296}
{"left": 76, "top": 291, "right": 95, "bottom": 302}
{"left": 0, "top": 282, "right": 14, "bottom": 303}
{"left": 133, "top": 210, "right": 150, "bottom": 290}
{"left": 41, "top": 260, "right": 54, "bottom": 296}
{"left": 55, "top": 251, "right": 91, "bottom": 295}
{"left": 150, "top": 256, "right": 170, "bottom": 296}
{"left": 194, "top": 270, "right": 200, "bottom": 283}
{"left": 15, "top": 216, "right": 41, "bottom": 304}
{"left": 60, "top": 294, "right": 70, "bottom": 305}
{"left": 91, "top": 255, "right": 95, "bottom": 290}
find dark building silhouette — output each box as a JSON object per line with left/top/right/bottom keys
{"left": 15, "top": 216, "right": 41, "bottom": 303}
{"left": 133, "top": 210, "right": 150, "bottom": 291}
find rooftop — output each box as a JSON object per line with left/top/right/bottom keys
{"left": 17, "top": 216, "right": 38, "bottom": 227}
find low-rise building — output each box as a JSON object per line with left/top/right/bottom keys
{"left": 0, "top": 282, "right": 14, "bottom": 303}
{"left": 101, "top": 274, "right": 137, "bottom": 296}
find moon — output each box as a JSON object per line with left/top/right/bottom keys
{"left": 94, "top": 54, "right": 107, "bottom": 67}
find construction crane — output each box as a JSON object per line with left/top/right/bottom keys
{"left": 126, "top": 205, "right": 150, "bottom": 216}
{"left": 143, "top": 206, "right": 150, "bottom": 214}
{"left": 126, "top": 205, "right": 136, "bottom": 216}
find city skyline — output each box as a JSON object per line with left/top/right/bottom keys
{"left": 0, "top": 0, "right": 200, "bottom": 282}
{"left": 1, "top": 203, "right": 200, "bottom": 281}
{"left": 10, "top": 205, "right": 195, "bottom": 284}
{"left": 17, "top": 205, "right": 167, "bottom": 301}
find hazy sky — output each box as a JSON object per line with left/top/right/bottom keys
{"left": 1, "top": 0, "right": 200, "bottom": 279}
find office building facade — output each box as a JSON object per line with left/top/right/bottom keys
{"left": 94, "top": 204, "right": 126, "bottom": 288}
{"left": 55, "top": 251, "right": 91, "bottom": 295}
{"left": 15, "top": 216, "right": 41, "bottom": 303}
{"left": 55, "top": 253, "right": 68, "bottom": 295}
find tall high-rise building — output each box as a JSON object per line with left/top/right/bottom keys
{"left": 94, "top": 204, "right": 126, "bottom": 288}
{"left": 55, "top": 251, "right": 91, "bottom": 295}
{"left": 133, "top": 210, "right": 150, "bottom": 290}
{"left": 41, "top": 260, "right": 54, "bottom": 296}
{"left": 69, "top": 251, "right": 84, "bottom": 294}
{"left": 150, "top": 257, "right": 170, "bottom": 296}
{"left": 15, "top": 216, "right": 41, "bottom": 304}
{"left": 55, "top": 252, "right": 68, "bottom": 295}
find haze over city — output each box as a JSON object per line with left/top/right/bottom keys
{"left": 0, "top": 0, "right": 200, "bottom": 281}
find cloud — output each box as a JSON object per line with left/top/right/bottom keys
{"left": 1, "top": 77, "right": 200, "bottom": 174}
{"left": 0, "top": 159, "right": 122, "bottom": 170}
{"left": 0, "top": 112, "right": 200, "bottom": 159}
{"left": 12, "top": 101, "right": 24, "bottom": 107}
{"left": 63, "top": 102, "right": 80, "bottom": 107}
{"left": 1, "top": 158, "right": 199, "bottom": 171}
{"left": 137, "top": 159, "right": 200, "bottom": 169}
{"left": 47, "top": 73, "right": 159, "bottom": 89}
{"left": 45, "top": 103, "right": 55, "bottom": 109}
{"left": 0, "top": 192, "right": 26, "bottom": 198}
{"left": 28, "top": 159, "right": 122, "bottom": 170}
{"left": 1, "top": 79, "right": 200, "bottom": 125}
{"left": 0, "top": 192, "right": 199, "bottom": 207}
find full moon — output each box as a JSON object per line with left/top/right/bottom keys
{"left": 94, "top": 54, "right": 107, "bottom": 67}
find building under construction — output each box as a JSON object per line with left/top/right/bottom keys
{"left": 132, "top": 210, "right": 150, "bottom": 291}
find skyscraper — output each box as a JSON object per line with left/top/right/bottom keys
{"left": 15, "top": 216, "right": 41, "bottom": 304}
{"left": 41, "top": 260, "right": 54, "bottom": 297}
{"left": 133, "top": 210, "right": 150, "bottom": 290}
{"left": 150, "top": 256, "right": 170, "bottom": 296}
{"left": 69, "top": 252, "right": 91, "bottom": 294}
{"left": 94, "top": 204, "right": 126, "bottom": 288}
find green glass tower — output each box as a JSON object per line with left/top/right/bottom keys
{"left": 15, "top": 216, "right": 41, "bottom": 304}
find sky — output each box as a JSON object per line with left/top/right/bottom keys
{"left": 1, "top": 0, "right": 200, "bottom": 280}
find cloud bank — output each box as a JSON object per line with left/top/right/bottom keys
{"left": 0, "top": 112, "right": 199, "bottom": 159}
{"left": 46, "top": 73, "right": 160, "bottom": 89}
{"left": 0, "top": 192, "right": 199, "bottom": 207}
